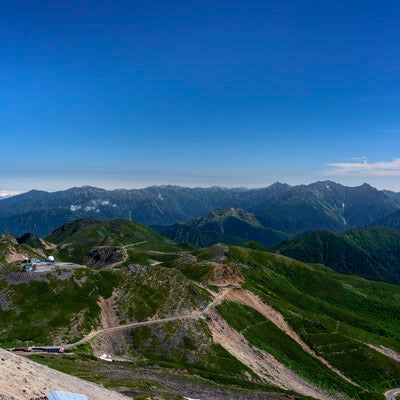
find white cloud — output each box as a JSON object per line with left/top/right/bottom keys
{"left": 326, "top": 158, "right": 400, "bottom": 176}
{"left": 0, "top": 191, "right": 20, "bottom": 199}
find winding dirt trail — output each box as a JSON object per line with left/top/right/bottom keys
{"left": 64, "top": 284, "right": 349, "bottom": 400}
{"left": 3, "top": 246, "right": 398, "bottom": 399}
{"left": 65, "top": 286, "right": 232, "bottom": 349}
{"left": 104, "top": 241, "right": 148, "bottom": 269}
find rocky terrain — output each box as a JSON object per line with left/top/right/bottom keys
{"left": 0, "top": 348, "right": 129, "bottom": 400}
{"left": 0, "top": 218, "right": 399, "bottom": 400}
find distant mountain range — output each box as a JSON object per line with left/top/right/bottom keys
{"left": 0, "top": 181, "right": 399, "bottom": 237}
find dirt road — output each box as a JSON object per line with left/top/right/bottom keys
{"left": 385, "top": 388, "right": 400, "bottom": 400}
{"left": 65, "top": 285, "right": 231, "bottom": 349}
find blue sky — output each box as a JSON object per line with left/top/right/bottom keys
{"left": 1, "top": 0, "right": 400, "bottom": 192}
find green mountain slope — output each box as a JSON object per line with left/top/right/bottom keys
{"left": 46, "top": 217, "right": 175, "bottom": 265}
{"left": 154, "top": 208, "right": 290, "bottom": 247}
{"left": 16, "top": 232, "right": 47, "bottom": 250}
{"left": 0, "top": 233, "right": 44, "bottom": 265}
{"left": 273, "top": 226, "right": 400, "bottom": 284}
{"left": 1, "top": 221, "right": 400, "bottom": 399}
{"left": 46, "top": 217, "right": 167, "bottom": 245}
{"left": 223, "top": 246, "right": 400, "bottom": 399}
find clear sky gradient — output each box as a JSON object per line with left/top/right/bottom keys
{"left": 1, "top": 0, "right": 400, "bottom": 192}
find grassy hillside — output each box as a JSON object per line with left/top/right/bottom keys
{"left": 46, "top": 218, "right": 177, "bottom": 265}
{"left": 1, "top": 220, "right": 399, "bottom": 399}
{"left": 155, "top": 208, "right": 290, "bottom": 247}
{"left": 16, "top": 232, "right": 45, "bottom": 249}
{"left": 273, "top": 226, "right": 400, "bottom": 284}
{"left": 224, "top": 246, "right": 400, "bottom": 398}
{"left": 0, "top": 268, "right": 117, "bottom": 345}
{"left": 0, "top": 233, "right": 44, "bottom": 265}
{"left": 0, "top": 256, "right": 286, "bottom": 399}
{"left": 47, "top": 218, "right": 167, "bottom": 246}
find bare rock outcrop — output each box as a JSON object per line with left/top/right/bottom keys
{"left": 0, "top": 348, "right": 130, "bottom": 400}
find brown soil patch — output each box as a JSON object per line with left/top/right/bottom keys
{"left": 208, "top": 264, "right": 244, "bottom": 286}
{"left": 41, "top": 239, "right": 57, "bottom": 251}
{"left": 98, "top": 291, "right": 120, "bottom": 329}
{"left": 93, "top": 292, "right": 130, "bottom": 359}
{"left": 207, "top": 310, "right": 337, "bottom": 400}
{"left": 225, "top": 288, "right": 357, "bottom": 386}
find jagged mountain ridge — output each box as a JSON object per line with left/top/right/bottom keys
{"left": 251, "top": 181, "right": 398, "bottom": 234}
{"left": 0, "top": 181, "right": 398, "bottom": 237}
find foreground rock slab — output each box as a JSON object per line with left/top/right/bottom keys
{"left": 0, "top": 348, "right": 130, "bottom": 400}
